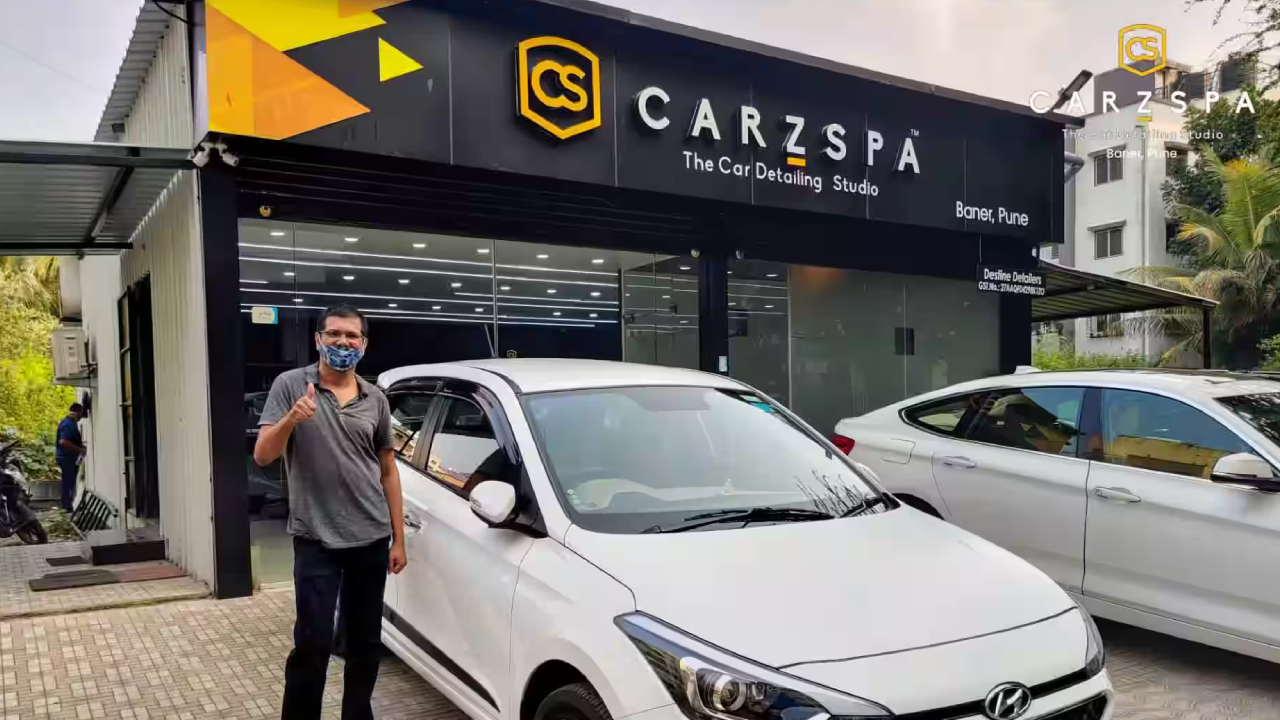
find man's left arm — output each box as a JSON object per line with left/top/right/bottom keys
{"left": 377, "top": 398, "right": 406, "bottom": 574}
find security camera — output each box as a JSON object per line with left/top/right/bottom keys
{"left": 189, "top": 147, "right": 210, "bottom": 167}
{"left": 220, "top": 150, "right": 240, "bottom": 167}
{"left": 691, "top": 248, "right": 701, "bottom": 258}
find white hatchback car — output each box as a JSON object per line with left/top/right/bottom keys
{"left": 377, "top": 359, "right": 1111, "bottom": 720}
{"left": 835, "top": 368, "right": 1280, "bottom": 663}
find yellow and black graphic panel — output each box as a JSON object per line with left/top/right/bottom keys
{"left": 207, "top": 0, "right": 450, "bottom": 161}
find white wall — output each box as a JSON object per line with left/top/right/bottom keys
{"left": 77, "top": 256, "right": 124, "bottom": 514}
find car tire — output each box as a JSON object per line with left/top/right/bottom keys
{"left": 533, "top": 683, "right": 613, "bottom": 720}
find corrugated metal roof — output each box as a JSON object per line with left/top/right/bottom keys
{"left": 94, "top": 2, "right": 174, "bottom": 144}
{"left": 1033, "top": 261, "right": 1216, "bottom": 322}
{"left": 0, "top": 140, "right": 190, "bottom": 254}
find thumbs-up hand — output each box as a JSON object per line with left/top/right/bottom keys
{"left": 290, "top": 383, "right": 318, "bottom": 423}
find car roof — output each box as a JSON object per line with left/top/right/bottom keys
{"left": 884, "top": 368, "right": 1280, "bottom": 410}
{"left": 379, "top": 358, "right": 748, "bottom": 394}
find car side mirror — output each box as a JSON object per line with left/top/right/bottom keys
{"left": 1211, "top": 453, "right": 1280, "bottom": 492}
{"left": 470, "top": 481, "right": 518, "bottom": 526}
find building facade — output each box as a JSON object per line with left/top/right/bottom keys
{"left": 61, "top": 0, "right": 1070, "bottom": 597}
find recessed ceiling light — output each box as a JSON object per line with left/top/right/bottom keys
{"left": 477, "top": 248, "right": 491, "bottom": 254}
{"left": 270, "top": 230, "right": 286, "bottom": 237}
{"left": 432, "top": 305, "right": 442, "bottom": 310}
{"left": 537, "top": 253, "right": 550, "bottom": 260}
{"left": 344, "top": 237, "right": 359, "bottom": 243}
{"left": 283, "top": 271, "right": 296, "bottom": 277}
{"left": 662, "top": 295, "right": 671, "bottom": 299}
{"left": 729, "top": 302, "right": 737, "bottom": 307}
{"left": 766, "top": 273, "right": 779, "bottom": 278}
{"left": 591, "top": 258, "right": 605, "bottom": 264}
{"left": 553, "top": 312, "right": 562, "bottom": 317}
{"left": 293, "top": 298, "right": 303, "bottom": 303}
{"left": 625, "top": 293, "right": 631, "bottom": 297}
{"left": 388, "top": 303, "right": 398, "bottom": 308}
{"left": 474, "top": 308, "right": 484, "bottom": 313}
{"left": 499, "top": 285, "right": 511, "bottom": 291}
{"left": 765, "top": 305, "right": 774, "bottom": 309}
{"left": 398, "top": 279, "right": 410, "bottom": 285}
{"left": 451, "top": 282, "right": 462, "bottom": 288}
{"left": 413, "top": 243, "right": 427, "bottom": 249}
{"left": 681, "top": 320, "right": 689, "bottom": 324}
{"left": 679, "top": 265, "right": 691, "bottom": 271}
{"left": 589, "top": 313, "right": 599, "bottom": 318}
{"left": 727, "top": 271, "right": 733, "bottom": 274}
{"left": 547, "top": 289, "right": 557, "bottom": 294}
{"left": 342, "top": 275, "right": 355, "bottom": 281}
{"left": 590, "top": 291, "right": 601, "bottom": 297}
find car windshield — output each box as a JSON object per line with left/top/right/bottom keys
{"left": 1217, "top": 391, "right": 1280, "bottom": 446}
{"left": 522, "top": 385, "right": 883, "bottom": 534}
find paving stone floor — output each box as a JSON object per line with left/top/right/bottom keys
{"left": 0, "top": 543, "right": 209, "bottom": 620}
{"left": 4, "top": 581, "right": 1280, "bottom": 720}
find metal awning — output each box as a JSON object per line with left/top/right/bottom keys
{"left": 0, "top": 139, "right": 191, "bottom": 255}
{"left": 1032, "top": 260, "right": 1216, "bottom": 322}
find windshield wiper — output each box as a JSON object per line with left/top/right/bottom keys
{"left": 643, "top": 506, "right": 834, "bottom": 534}
{"left": 839, "top": 495, "right": 888, "bottom": 518}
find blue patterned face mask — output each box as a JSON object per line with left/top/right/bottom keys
{"left": 318, "top": 343, "right": 364, "bottom": 372}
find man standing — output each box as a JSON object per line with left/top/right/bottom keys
{"left": 253, "top": 305, "right": 406, "bottom": 720}
{"left": 55, "top": 403, "right": 86, "bottom": 512}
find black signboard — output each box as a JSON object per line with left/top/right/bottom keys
{"left": 977, "top": 265, "right": 1046, "bottom": 296}
{"left": 270, "top": 0, "right": 1064, "bottom": 242}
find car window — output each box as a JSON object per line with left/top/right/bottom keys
{"left": 966, "top": 387, "right": 1084, "bottom": 456}
{"left": 1099, "top": 389, "right": 1251, "bottom": 480}
{"left": 387, "top": 391, "right": 435, "bottom": 462}
{"left": 903, "top": 395, "right": 977, "bottom": 436}
{"left": 424, "top": 396, "right": 511, "bottom": 498}
{"left": 523, "top": 386, "right": 882, "bottom": 534}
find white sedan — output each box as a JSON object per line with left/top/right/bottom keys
{"left": 376, "top": 359, "right": 1110, "bottom": 720}
{"left": 835, "top": 368, "right": 1280, "bottom": 663}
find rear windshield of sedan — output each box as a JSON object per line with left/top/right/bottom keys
{"left": 522, "top": 385, "right": 881, "bottom": 534}
{"left": 1217, "top": 392, "right": 1280, "bottom": 446}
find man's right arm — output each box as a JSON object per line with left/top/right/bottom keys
{"left": 253, "top": 380, "right": 316, "bottom": 466}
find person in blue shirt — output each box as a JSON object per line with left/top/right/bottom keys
{"left": 55, "top": 403, "right": 86, "bottom": 512}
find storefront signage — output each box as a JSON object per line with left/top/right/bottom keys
{"left": 204, "top": 0, "right": 1062, "bottom": 242}
{"left": 977, "top": 265, "right": 1046, "bottom": 296}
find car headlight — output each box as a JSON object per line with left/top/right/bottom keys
{"left": 1073, "top": 598, "right": 1105, "bottom": 676}
{"left": 615, "top": 613, "right": 889, "bottom": 720}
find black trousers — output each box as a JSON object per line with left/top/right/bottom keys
{"left": 58, "top": 458, "right": 77, "bottom": 512}
{"left": 282, "top": 536, "right": 389, "bottom": 720}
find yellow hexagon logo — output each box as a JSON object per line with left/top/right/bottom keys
{"left": 1119, "top": 24, "right": 1167, "bottom": 77}
{"left": 516, "top": 36, "right": 602, "bottom": 140}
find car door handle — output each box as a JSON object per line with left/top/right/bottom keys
{"left": 941, "top": 456, "right": 977, "bottom": 469}
{"left": 1093, "top": 486, "right": 1142, "bottom": 503}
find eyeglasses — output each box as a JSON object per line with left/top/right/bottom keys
{"left": 319, "top": 330, "right": 366, "bottom": 343}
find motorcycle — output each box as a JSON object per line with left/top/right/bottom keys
{"left": 0, "top": 439, "right": 48, "bottom": 545}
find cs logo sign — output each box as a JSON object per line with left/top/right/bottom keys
{"left": 1119, "top": 24, "right": 1167, "bottom": 77}
{"left": 516, "top": 36, "right": 602, "bottom": 140}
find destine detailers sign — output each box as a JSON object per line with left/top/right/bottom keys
{"left": 978, "top": 265, "right": 1046, "bottom": 296}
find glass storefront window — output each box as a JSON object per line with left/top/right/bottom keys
{"left": 623, "top": 256, "right": 698, "bottom": 369}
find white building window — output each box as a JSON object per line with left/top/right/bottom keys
{"left": 1094, "top": 153, "right": 1123, "bottom": 185}
{"left": 1094, "top": 227, "right": 1123, "bottom": 259}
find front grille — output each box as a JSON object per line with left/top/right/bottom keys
{"left": 1039, "top": 695, "right": 1109, "bottom": 720}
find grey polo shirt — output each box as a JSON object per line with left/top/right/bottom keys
{"left": 259, "top": 364, "right": 393, "bottom": 548}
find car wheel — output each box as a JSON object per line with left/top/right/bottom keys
{"left": 533, "top": 683, "right": 613, "bottom": 720}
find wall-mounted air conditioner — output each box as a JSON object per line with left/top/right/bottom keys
{"left": 52, "top": 326, "right": 91, "bottom": 383}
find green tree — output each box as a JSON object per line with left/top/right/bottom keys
{"left": 0, "top": 257, "right": 73, "bottom": 480}
{"left": 1130, "top": 150, "right": 1280, "bottom": 367}
{"left": 1163, "top": 86, "right": 1280, "bottom": 244}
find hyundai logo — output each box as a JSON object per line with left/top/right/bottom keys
{"left": 983, "top": 683, "right": 1032, "bottom": 720}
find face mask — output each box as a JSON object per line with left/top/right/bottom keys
{"left": 318, "top": 343, "right": 364, "bottom": 372}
